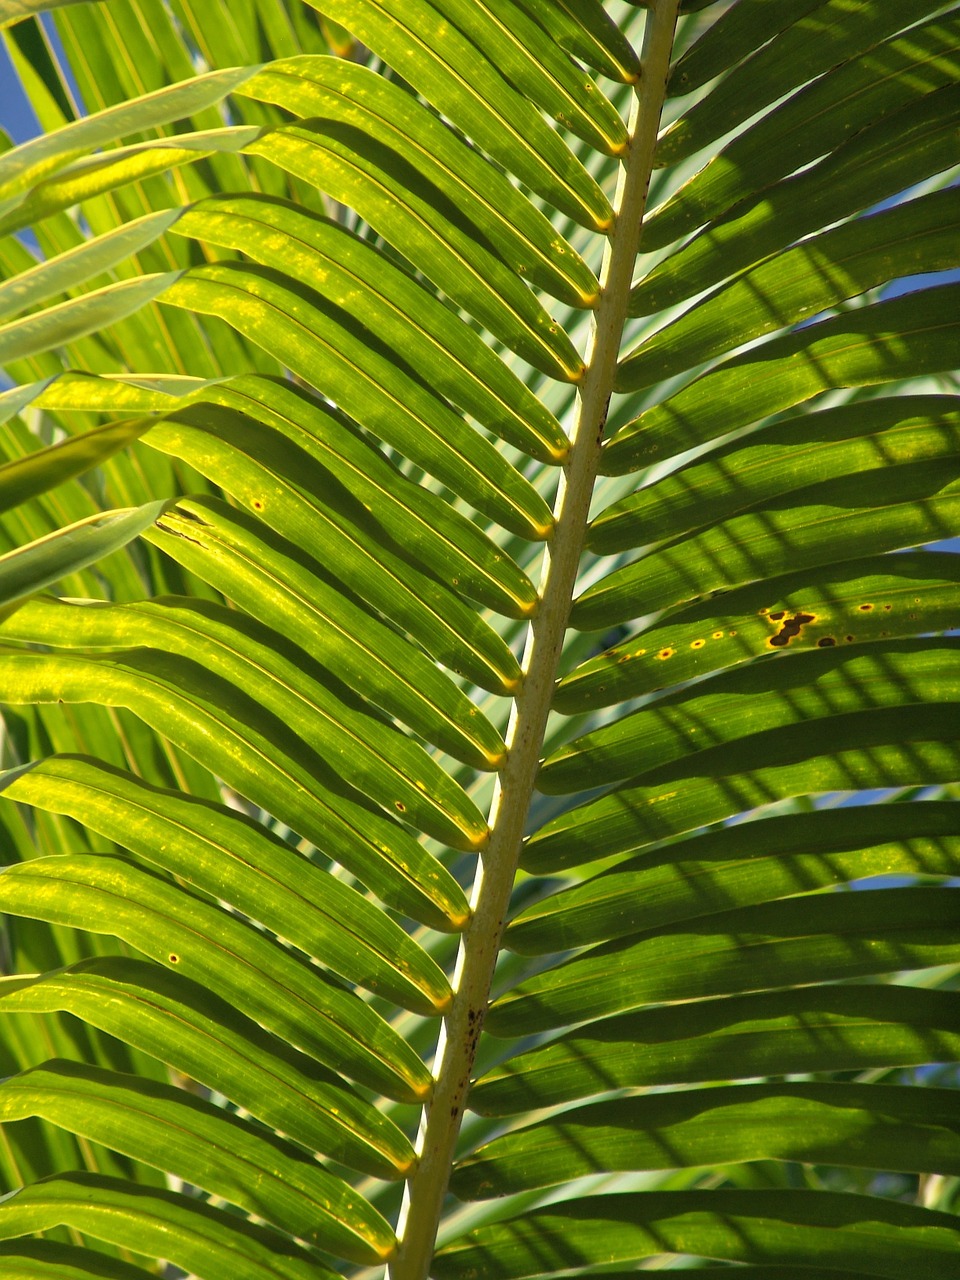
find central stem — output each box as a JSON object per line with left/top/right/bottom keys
{"left": 390, "top": 6, "right": 680, "bottom": 1276}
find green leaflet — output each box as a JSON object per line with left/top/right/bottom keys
{"left": 241, "top": 58, "right": 596, "bottom": 337}
{"left": 665, "top": 0, "right": 824, "bottom": 97}
{"left": 0, "top": 503, "right": 168, "bottom": 613}
{"left": 0, "top": 272, "right": 184, "bottom": 364}
{"left": 511, "top": 0, "right": 640, "bottom": 83}
{"left": 0, "top": 957, "right": 414, "bottom": 1178}
{"left": 3, "top": 371, "right": 214, "bottom": 421}
{"left": 0, "top": 648, "right": 471, "bottom": 927}
{"left": 1, "top": 0, "right": 91, "bottom": 22}
{"left": 0, "top": 210, "right": 184, "bottom": 322}
{"left": 0, "top": 1244, "right": 150, "bottom": 1280}
{"left": 2, "top": 594, "right": 487, "bottom": 852}
{"left": 559, "top": 549, "right": 960, "bottom": 711}
{"left": 432, "top": 1190, "right": 960, "bottom": 1278}
{"left": 610, "top": 285, "right": 960, "bottom": 460}
{"left": 506, "top": 801, "right": 960, "bottom": 953}
{"left": 0, "top": 1173, "right": 335, "bottom": 1280}
{"left": 143, "top": 494, "right": 510, "bottom": 761}
{"left": 526, "top": 732, "right": 960, "bottom": 873}
{"left": 487, "top": 888, "right": 960, "bottom": 1037}
{"left": 161, "top": 264, "right": 555, "bottom": 542}
{"left": 471, "top": 985, "right": 960, "bottom": 1115}
{"left": 0, "top": 420, "right": 152, "bottom": 515}
{"left": 309, "top": 1, "right": 613, "bottom": 231}
{"left": 145, "top": 372, "right": 543, "bottom": 612}
{"left": 0, "top": 1061, "right": 395, "bottom": 1265}
{"left": 657, "top": 0, "right": 948, "bottom": 166}
{"left": 649, "top": 16, "right": 960, "bottom": 251}
{"left": 436, "top": 1272, "right": 874, "bottom": 1280}
{"left": 393, "top": 0, "right": 628, "bottom": 155}
{"left": 589, "top": 396, "right": 960, "bottom": 555}
{"left": 175, "top": 195, "right": 569, "bottom": 462}
{"left": 247, "top": 118, "right": 585, "bottom": 382}
{"left": 147, "top": 462, "right": 521, "bottom": 698}
{"left": 0, "top": 128, "right": 264, "bottom": 240}
{"left": 574, "top": 461, "right": 960, "bottom": 632}
{"left": 453, "top": 1083, "right": 960, "bottom": 1197}
{"left": 541, "top": 640, "right": 959, "bottom": 792}
{"left": 0, "top": 854, "right": 432, "bottom": 1101}
{"left": 621, "top": 190, "right": 960, "bottom": 386}
{"left": 0, "top": 1177, "right": 335, "bottom": 1280}
{"left": 0, "top": 65, "right": 262, "bottom": 200}
{"left": 1, "top": 752, "right": 454, "bottom": 1007}
{"left": 637, "top": 85, "right": 960, "bottom": 302}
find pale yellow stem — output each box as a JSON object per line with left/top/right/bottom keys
{"left": 389, "top": 6, "right": 682, "bottom": 1276}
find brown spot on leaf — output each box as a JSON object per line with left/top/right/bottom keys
{"left": 818, "top": 636, "right": 837, "bottom": 647}
{"left": 691, "top": 639, "right": 705, "bottom": 649}
{"left": 858, "top": 603, "right": 874, "bottom": 612}
{"left": 657, "top": 647, "right": 674, "bottom": 660}
{"left": 169, "top": 954, "right": 180, "bottom": 964}
{"left": 768, "top": 610, "right": 786, "bottom": 622}
{"left": 768, "top": 611, "right": 816, "bottom": 648}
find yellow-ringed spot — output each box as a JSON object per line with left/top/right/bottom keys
{"left": 656, "top": 647, "right": 675, "bottom": 661}
{"left": 168, "top": 954, "right": 180, "bottom": 964}
{"left": 690, "top": 639, "right": 706, "bottom": 649}
{"left": 618, "top": 648, "right": 645, "bottom": 663}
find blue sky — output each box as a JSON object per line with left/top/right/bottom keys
{"left": 1, "top": 39, "right": 43, "bottom": 144}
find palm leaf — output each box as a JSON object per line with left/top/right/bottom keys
{"left": 1, "top": 2, "right": 958, "bottom": 1278}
